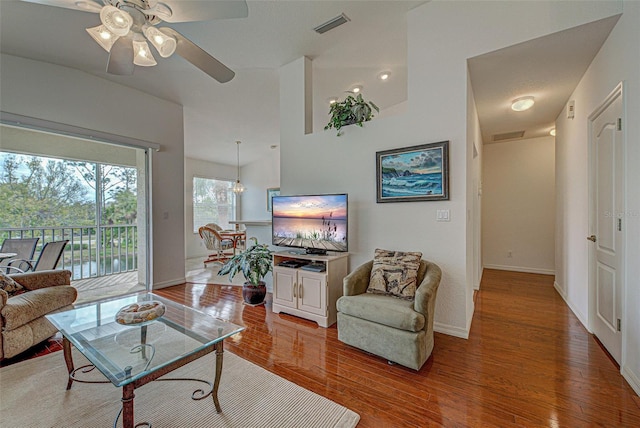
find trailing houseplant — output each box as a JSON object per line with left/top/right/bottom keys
{"left": 324, "top": 92, "right": 379, "bottom": 136}
{"left": 218, "top": 238, "right": 273, "bottom": 305}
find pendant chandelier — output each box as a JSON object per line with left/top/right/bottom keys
{"left": 232, "top": 141, "right": 245, "bottom": 194}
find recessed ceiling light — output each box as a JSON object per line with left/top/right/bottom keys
{"left": 550, "top": 128, "right": 556, "bottom": 136}
{"left": 511, "top": 96, "right": 535, "bottom": 112}
{"left": 378, "top": 71, "right": 391, "bottom": 81}
{"left": 351, "top": 85, "right": 362, "bottom": 94}
{"left": 327, "top": 97, "right": 338, "bottom": 105}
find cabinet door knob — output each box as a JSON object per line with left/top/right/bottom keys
{"left": 299, "top": 283, "right": 303, "bottom": 299}
{"left": 587, "top": 235, "right": 597, "bottom": 242}
{"left": 293, "top": 282, "right": 297, "bottom": 298}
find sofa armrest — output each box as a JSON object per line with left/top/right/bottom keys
{"left": 10, "top": 270, "right": 72, "bottom": 291}
{"left": 343, "top": 261, "right": 373, "bottom": 296}
{"left": 414, "top": 261, "right": 442, "bottom": 329}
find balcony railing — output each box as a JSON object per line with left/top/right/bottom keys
{"left": 0, "top": 225, "right": 138, "bottom": 280}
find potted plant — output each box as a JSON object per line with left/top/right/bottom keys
{"left": 218, "top": 238, "right": 273, "bottom": 305}
{"left": 324, "top": 92, "right": 379, "bottom": 136}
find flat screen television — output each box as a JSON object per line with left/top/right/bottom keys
{"left": 272, "top": 194, "right": 348, "bottom": 254}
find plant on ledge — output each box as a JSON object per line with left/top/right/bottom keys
{"left": 324, "top": 93, "right": 379, "bottom": 136}
{"left": 218, "top": 238, "right": 273, "bottom": 305}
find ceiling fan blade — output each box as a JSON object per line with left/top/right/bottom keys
{"left": 20, "top": 0, "right": 102, "bottom": 13}
{"left": 161, "top": 28, "right": 235, "bottom": 83}
{"left": 154, "top": 0, "right": 248, "bottom": 23}
{"left": 107, "top": 37, "right": 134, "bottom": 75}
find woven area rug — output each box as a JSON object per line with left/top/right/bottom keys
{"left": 0, "top": 350, "right": 359, "bottom": 428}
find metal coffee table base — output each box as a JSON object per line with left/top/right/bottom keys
{"left": 62, "top": 338, "right": 225, "bottom": 428}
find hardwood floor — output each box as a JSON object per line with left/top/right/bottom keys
{"left": 152, "top": 269, "right": 640, "bottom": 427}
{"left": 3, "top": 269, "right": 638, "bottom": 426}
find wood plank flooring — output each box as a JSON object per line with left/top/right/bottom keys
{"left": 153, "top": 269, "right": 640, "bottom": 427}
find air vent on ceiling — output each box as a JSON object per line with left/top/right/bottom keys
{"left": 492, "top": 131, "right": 525, "bottom": 142}
{"left": 314, "top": 13, "right": 350, "bottom": 34}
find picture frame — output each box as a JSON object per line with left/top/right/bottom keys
{"left": 267, "top": 187, "right": 280, "bottom": 212}
{"left": 376, "top": 141, "right": 449, "bottom": 203}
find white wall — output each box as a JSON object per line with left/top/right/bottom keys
{"left": 278, "top": 1, "right": 621, "bottom": 338}
{"left": 482, "top": 137, "right": 556, "bottom": 274}
{"left": 239, "top": 148, "right": 280, "bottom": 222}
{"left": 555, "top": 0, "right": 640, "bottom": 395}
{"left": 0, "top": 54, "right": 186, "bottom": 288}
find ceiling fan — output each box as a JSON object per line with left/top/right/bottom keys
{"left": 21, "top": 0, "right": 248, "bottom": 83}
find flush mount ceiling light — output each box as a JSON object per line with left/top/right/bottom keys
{"left": 511, "top": 96, "right": 535, "bottom": 112}
{"left": 378, "top": 71, "right": 391, "bottom": 81}
{"left": 550, "top": 128, "right": 556, "bottom": 136}
{"left": 232, "top": 141, "right": 245, "bottom": 194}
{"left": 351, "top": 85, "right": 363, "bottom": 94}
{"left": 23, "top": 0, "right": 249, "bottom": 83}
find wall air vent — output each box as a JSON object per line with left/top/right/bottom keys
{"left": 492, "top": 131, "right": 525, "bottom": 142}
{"left": 313, "top": 13, "right": 350, "bottom": 34}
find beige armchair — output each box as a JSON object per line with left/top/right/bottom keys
{"left": 336, "top": 259, "right": 441, "bottom": 370}
{"left": 0, "top": 270, "right": 76, "bottom": 360}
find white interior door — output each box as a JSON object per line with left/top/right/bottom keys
{"left": 589, "top": 83, "right": 623, "bottom": 364}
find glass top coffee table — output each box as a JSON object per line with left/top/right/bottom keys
{"left": 46, "top": 292, "right": 244, "bottom": 428}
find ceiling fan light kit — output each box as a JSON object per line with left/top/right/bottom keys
{"left": 143, "top": 25, "right": 176, "bottom": 58}
{"left": 86, "top": 25, "right": 118, "bottom": 52}
{"left": 132, "top": 34, "right": 157, "bottom": 66}
{"left": 100, "top": 5, "right": 133, "bottom": 36}
{"left": 24, "top": 0, "right": 249, "bottom": 82}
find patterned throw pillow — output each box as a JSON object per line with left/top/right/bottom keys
{"left": 367, "top": 248, "right": 422, "bottom": 300}
{"left": 0, "top": 271, "right": 25, "bottom": 297}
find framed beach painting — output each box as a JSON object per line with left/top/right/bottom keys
{"left": 376, "top": 141, "right": 449, "bottom": 203}
{"left": 267, "top": 187, "right": 280, "bottom": 211}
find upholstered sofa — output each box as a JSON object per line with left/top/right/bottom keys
{"left": 336, "top": 259, "right": 441, "bottom": 370}
{"left": 0, "top": 270, "right": 76, "bottom": 360}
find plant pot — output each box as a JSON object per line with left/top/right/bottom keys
{"left": 242, "top": 281, "right": 266, "bottom": 306}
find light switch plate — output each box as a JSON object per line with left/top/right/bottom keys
{"left": 436, "top": 209, "right": 450, "bottom": 222}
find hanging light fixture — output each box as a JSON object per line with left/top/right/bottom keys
{"left": 86, "top": 3, "right": 178, "bottom": 69}
{"left": 232, "top": 141, "right": 245, "bottom": 194}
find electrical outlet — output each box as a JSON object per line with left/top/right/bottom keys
{"left": 507, "top": 251, "right": 512, "bottom": 258}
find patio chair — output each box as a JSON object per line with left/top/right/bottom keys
{"left": 0, "top": 238, "right": 40, "bottom": 273}
{"left": 198, "top": 224, "right": 234, "bottom": 266}
{"left": 6, "top": 240, "right": 69, "bottom": 273}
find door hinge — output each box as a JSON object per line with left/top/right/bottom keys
{"left": 618, "top": 218, "right": 622, "bottom": 232}
{"left": 617, "top": 318, "right": 621, "bottom": 332}
{"left": 617, "top": 118, "right": 622, "bottom": 131}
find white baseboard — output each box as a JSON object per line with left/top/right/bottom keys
{"left": 622, "top": 365, "right": 640, "bottom": 397}
{"left": 152, "top": 277, "right": 186, "bottom": 290}
{"left": 483, "top": 264, "right": 555, "bottom": 275}
{"left": 553, "top": 281, "right": 589, "bottom": 331}
{"left": 434, "top": 322, "right": 469, "bottom": 339}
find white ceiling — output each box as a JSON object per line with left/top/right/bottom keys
{"left": 468, "top": 14, "right": 620, "bottom": 145}
{"left": 0, "top": 1, "right": 621, "bottom": 165}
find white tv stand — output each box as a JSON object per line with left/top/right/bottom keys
{"left": 272, "top": 251, "right": 348, "bottom": 327}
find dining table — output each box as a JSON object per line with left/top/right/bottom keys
{"left": 219, "top": 231, "right": 246, "bottom": 255}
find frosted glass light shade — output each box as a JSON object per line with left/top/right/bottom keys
{"left": 86, "top": 25, "right": 119, "bottom": 52}
{"left": 511, "top": 96, "right": 535, "bottom": 112}
{"left": 143, "top": 26, "right": 177, "bottom": 58}
{"left": 100, "top": 5, "right": 133, "bottom": 37}
{"left": 133, "top": 39, "right": 157, "bottom": 66}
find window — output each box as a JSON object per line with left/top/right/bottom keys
{"left": 193, "top": 177, "right": 236, "bottom": 232}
